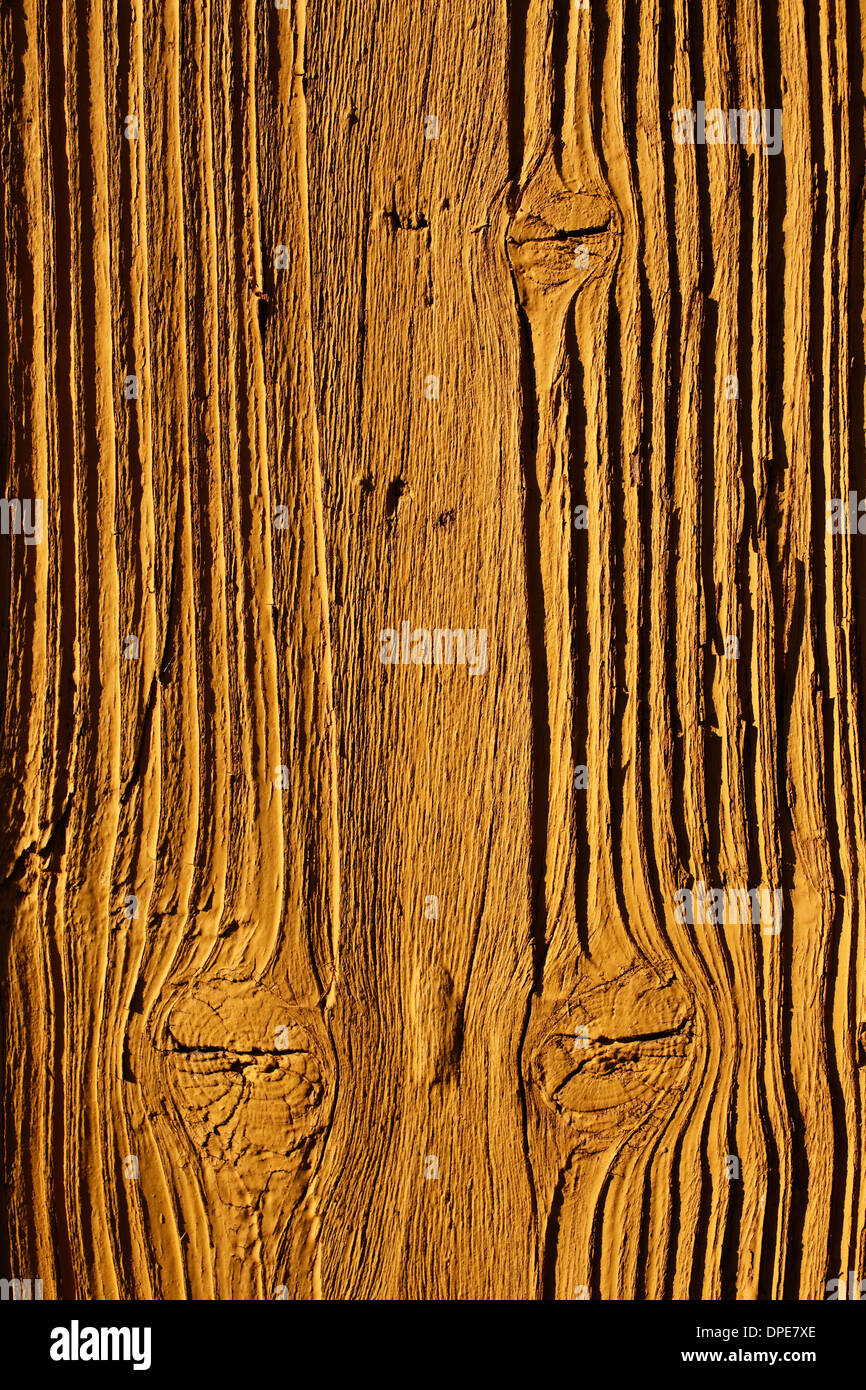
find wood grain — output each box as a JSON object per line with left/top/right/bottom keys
{"left": 1, "top": 0, "right": 864, "bottom": 1301}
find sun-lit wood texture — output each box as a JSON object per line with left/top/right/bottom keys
{"left": 0, "top": 0, "right": 863, "bottom": 1300}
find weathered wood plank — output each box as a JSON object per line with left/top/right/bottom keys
{"left": 1, "top": 0, "right": 864, "bottom": 1303}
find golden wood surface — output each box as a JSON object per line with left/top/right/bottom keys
{"left": 1, "top": 0, "right": 864, "bottom": 1300}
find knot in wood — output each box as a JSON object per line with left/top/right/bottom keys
{"left": 157, "top": 976, "right": 332, "bottom": 1199}
{"left": 530, "top": 963, "right": 695, "bottom": 1151}
{"left": 507, "top": 184, "right": 620, "bottom": 309}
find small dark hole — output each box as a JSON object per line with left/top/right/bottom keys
{"left": 385, "top": 477, "right": 408, "bottom": 518}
